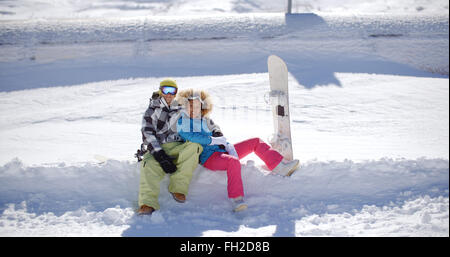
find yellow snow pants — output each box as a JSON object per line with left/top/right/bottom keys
{"left": 138, "top": 141, "right": 202, "bottom": 210}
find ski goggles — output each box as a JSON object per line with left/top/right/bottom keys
{"left": 160, "top": 86, "right": 178, "bottom": 95}
{"left": 187, "top": 95, "right": 204, "bottom": 103}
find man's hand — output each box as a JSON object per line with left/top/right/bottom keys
{"left": 153, "top": 150, "right": 177, "bottom": 174}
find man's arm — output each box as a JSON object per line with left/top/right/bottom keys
{"left": 141, "top": 106, "right": 162, "bottom": 154}
{"left": 141, "top": 105, "right": 177, "bottom": 173}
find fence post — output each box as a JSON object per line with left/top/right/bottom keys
{"left": 287, "top": 0, "right": 292, "bottom": 14}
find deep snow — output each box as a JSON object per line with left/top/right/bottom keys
{"left": 0, "top": 0, "right": 449, "bottom": 237}
{"left": 1, "top": 157, "right": 448, "bottom": 236}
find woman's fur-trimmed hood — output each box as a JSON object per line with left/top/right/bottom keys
{"left": 175, "top": 89, "right": 213, "bottom": 117}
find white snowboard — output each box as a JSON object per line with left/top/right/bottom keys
{"left": 267, "top": 55, "right": 293, "bottom": 161}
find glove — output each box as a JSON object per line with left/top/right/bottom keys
{"left": 153, "top": 150, "right": 177, "bottom": 174}
{"left": 135, "top": 143, "right": 147, "bottom": 162}
{"left": 210, "top": 136, "right": 227, "bottom": 146}
{"left": 225, "top": 143, "right": 239, "bottom": 158}
{"left": 212, "top": 131, "right": 223, "bottom": 137}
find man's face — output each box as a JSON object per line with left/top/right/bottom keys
{"left": 162, "top": 93, "right": 175, "bottom": 105}
{"left": 160, "top": 86, "right": 177, "bottom": 105}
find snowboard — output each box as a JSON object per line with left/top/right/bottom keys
{"left": 267, "top": 55, "right": 293, "bottom": 161}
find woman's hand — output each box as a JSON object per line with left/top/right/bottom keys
{"left": 210, "top": 136, "right": 227, "bottom": 146}
{"left": 225, "top": 143, "right": 239, "bottom": 158}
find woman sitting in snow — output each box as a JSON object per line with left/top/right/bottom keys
{"left": 175, "top": 89, "right": 300, "bottom": 212}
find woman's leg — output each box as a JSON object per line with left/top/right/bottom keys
{"left": 233, "top": 137, "right": 284, "bottom": 170}
{"left": 203, "top": 152, "right": 244, "bottom": 198}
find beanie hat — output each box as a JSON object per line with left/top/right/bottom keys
{"left": 160, "top": 78, "right": 178, "bottom": 88}
{"left": 158, "top": 78, "right": 178, "bottom": 96}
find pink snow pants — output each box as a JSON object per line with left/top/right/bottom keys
{"left": 202, "top": 137, "right": 283, "bottom": 198}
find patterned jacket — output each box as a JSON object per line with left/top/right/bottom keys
{"left": 141, "top": 92, "right": 183, "bottom": 154}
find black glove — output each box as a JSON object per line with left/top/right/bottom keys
{"left": 135, "top": 143, "right": 146, "bottom": 162}
{"left": 153, "top": 150, "right": 177, "bottom": 174}
{"left": 212, "top": 131, "right": 223, "bottom": 137}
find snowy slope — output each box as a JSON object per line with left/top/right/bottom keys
{"left": 0, "top": 73, "right": 448, "bottom": 165}
{"left": 0, "top": 2, "right": 449, "bottom": 237}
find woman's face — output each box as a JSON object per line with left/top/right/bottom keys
{"left": 187, "top": 99, "right": 202, "bottom": 118}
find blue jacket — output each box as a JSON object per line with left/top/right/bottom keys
{"left": 177, "top": 113, "right": 226, "bottom": 164}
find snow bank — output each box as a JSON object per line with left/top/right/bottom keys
{"left": 1, "top": 13, "right": 447, "bottom": 45}
{"left": 0, "top": 157, "right": 448, "bottom": 236}
{"left": 0, "top": 202, "right": 134, "bottom": 236}
{"left": 0, "top": 158, "right": 140, "bottom": 215}
{"left": 295, "top": 195, "right": 449, "bottom": 236}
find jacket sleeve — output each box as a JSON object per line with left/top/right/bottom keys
{"left": 141, "top": 106, "right": 162, "bottom": 154}
{"left": 206, "top": 118, "right": 223, "bottom": 137}
{"left": 177, "top": 118, "right": 212, "bottom": 145}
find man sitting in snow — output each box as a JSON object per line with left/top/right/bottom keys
{"left": 137, "top": 78, "right": 203, "bottom": 215}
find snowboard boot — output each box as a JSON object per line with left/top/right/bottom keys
{"left": 231, "top": 196, "right": 248, "bottom": 212}
{"left": 138, "top": 205, "right": 155, "bottom": 216}
{"left": 272, "top": 158, "right": 300, "bottom": 177}
{"left": 171, "top": 192, "right": 186, "bottom": 203}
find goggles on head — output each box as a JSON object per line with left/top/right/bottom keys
{"left": 187, "top": 95, "right": 204, "bottom": 104}
{"left": 160, "top": 86, "right": 178, "bottom": 95}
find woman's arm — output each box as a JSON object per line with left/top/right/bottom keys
{"left": 205, "top": 118, "right": 223, "bottom": 137}
{"left": 179, "top": 130, "right": 212, "bottom": 145}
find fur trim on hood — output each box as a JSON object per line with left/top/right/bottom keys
{"left": 175, "top": 89, "right": 213, "bottom": 117}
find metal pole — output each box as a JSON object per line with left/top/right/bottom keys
{"left": 287, "top": 0, "right": 292, "bottom": 14}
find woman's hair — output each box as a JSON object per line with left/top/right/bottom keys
{"left": 176, "top": 89, "right": 213, "bottom": 117}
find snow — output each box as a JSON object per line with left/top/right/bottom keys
{"left": 0, "top": 0, "right": 449, "bottom": 237}
{"left": 295, "top": 196, "right": 449, "bottom": 237}
{"left": 1, "top": 0, "right": 448, "bottom": 20}
{"left": 1, "top": 73, "right": 447, "bottom": 165}
{"left": 1, "top": 158, "right": 448, "bottom": 236}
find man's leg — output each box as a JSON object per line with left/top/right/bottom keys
{"left": 138, "top": 151, "right": 166, "bottom": 210}
{"left": 166, "top": 141, "right": 203, "bottom": 196}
